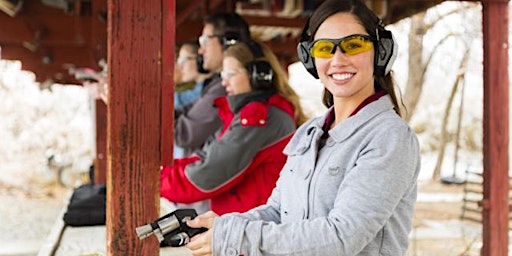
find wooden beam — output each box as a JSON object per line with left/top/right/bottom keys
{"left": 176, "top": 0, "right": 203, "bottom": 27}
{"left": 1, "top": 44, "right": 98, "bottom": 83}
{"left": 0, "top": 12, "right": 92, "bottom": 46}
{"left": 175, "top": 21, "right": 203, "bottom": 43}
{"left": 94, "top": 99, "right": 107, "bottom": 185}
{"left": 91, "top": 0, "right": 108, "bottom": 182}
{"left": 481, "top": 0, "right": 510, "bottom": 255}
{"left": 387, "top": 0, "right": 444, "bottom": 24}
{"left": 162, "top": 0, "right": 176, "bottom": 166}
{"left": 0, "top": 44, "right": 96, "bottom": 66}
{"left": 90, "top": 0, "right": 108, "bottom": 70}
{"left": 107, "top": 0, "right": 162, "bottom": 255}
{"left": 243, "top": 15, "right": 307, "bottom": 28}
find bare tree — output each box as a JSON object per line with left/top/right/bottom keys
{"left": 432, "top": 47, "right": 471, "bottom": 181}
{"left": 403, "top": 4, "right": 477, "bottom": 122}
{"left": 404, "top": 12, "right": 425, "bottom": 121}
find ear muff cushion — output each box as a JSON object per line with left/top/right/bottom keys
{"left": 221, "top": 31, "right": 243, "bottom": 48}
{"left": 297, "top": 41, "right": 318, "bottom": 79}
{"left": 297, "top": 17, "right": 319, "bottom": 79}
{"left": 196, "top": 55, "right": 210, "bottom": 74}
{"left": 374, "top": 29, "right": 397, "bottom": 76}
{"left": 247, "top": 60, "right": 273, "bottom": 90}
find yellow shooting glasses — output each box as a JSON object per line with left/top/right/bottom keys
{"left": 309, "top": 34, "right": 374, "bottom": 58}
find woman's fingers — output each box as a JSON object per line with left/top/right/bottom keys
{"left": 187, "top": 211, "right": 218, "bottom": 229}
{"left": 186, "top": 230, "right": 213, "bottom": 256}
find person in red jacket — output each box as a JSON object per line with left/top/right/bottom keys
{"left": 161, "top": 40, "right": 307, "bottom": 215}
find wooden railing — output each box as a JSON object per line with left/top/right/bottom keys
{"left": 460, "top": 169, "right": 512, "bottom": 227}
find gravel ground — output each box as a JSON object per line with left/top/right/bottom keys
{"left": 0, "top": 179, "right": 69, "bottom": 256}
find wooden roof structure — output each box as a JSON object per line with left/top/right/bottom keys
{"left": 0, "top": 0, "right": 450, "bottom": 85}
{"left": 0, "top": 0, "right": 508, "bottom": 255}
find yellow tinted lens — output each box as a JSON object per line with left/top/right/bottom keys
{"left": 340, "top": 36, "right": 373, "bottom": 55}
{"left": 310, "top": 40, "right": 336, "bottom": 58}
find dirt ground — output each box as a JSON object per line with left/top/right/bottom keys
{"left": 0, "top": 176, "right": 484, "bottom": 256}
{"left": 408, "top": 181, "right": 483, "bottom": 256}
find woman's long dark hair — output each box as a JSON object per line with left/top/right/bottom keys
{"left": 307, "top": 0, "right": 404, "bottom": 117}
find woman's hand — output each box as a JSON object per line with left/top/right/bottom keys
{"left": 186, "top": 211, "right": 218, "bottom": 256}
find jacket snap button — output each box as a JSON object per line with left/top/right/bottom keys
{"left": 226, "top": 248, "right": 237, "bottom": 256}
{"left": 259, "top": 119, "right": 265, "bottom": 125}
{"left": 241, "top": 119, "right": 248, "bottom": 125}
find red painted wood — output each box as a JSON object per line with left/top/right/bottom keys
{"left": 90, "top": 0, "right": 108, "bottom": 183}
{"left": 481, "top": 1, "right": 509, "bottom": 255}
{"left": 91, "top": 0, "right": 108, "bottom": 68}
{"left": 107, "top": 0, "right": 162, "bottom": 255}
{"left": 95, "top": 100, "right": 107, "bottom": 185}
{"left": 176, "top": 0, "right": 204, "bottom": 26}
{"left": 1, "top": 44, "right": 95, "bottom": 83}
{"left": 0, "top": 13, "right": 92, "bottom": 45}
{"left": 161, "top": 0, "right": 176, "bottom": 166}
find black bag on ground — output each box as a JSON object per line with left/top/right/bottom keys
{"left": 63, "top": 184, "right": 106, "bottom": 226}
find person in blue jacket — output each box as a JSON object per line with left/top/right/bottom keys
{"left": 185, "top": 0, "right": 421, "bottom": 255}
{"left": 174, "top": 41, "right": 211, "bottom": 111}
{"left": 174, "top": 41, "right": 212, "bottom": 158}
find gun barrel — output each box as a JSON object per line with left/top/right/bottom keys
{"left": 135, "top": 224, "right": 154, "bottom": 239}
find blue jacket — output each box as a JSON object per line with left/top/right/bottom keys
{"left": 212, "top": 95, "right": 421, "bottom": 256}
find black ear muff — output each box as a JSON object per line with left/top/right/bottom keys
{"left": 221, "top": 30, "right": 242, "bottom": 48}
{"left": 374, "top": 28, "right": 397, "bottom": 76}
{"left": 245, "top": 41, "right": 273, "bottom": 91}
{"left": 219, "top": 13, "right": 251, "bottom": 48}
{"left": 196, "top": 54, "right": 210, "bottom": 74}
{"left": 297, "top": 40, "right": 318, "bottom": 79}
{"left": 297, "top": 17, "right": 319, "bottom": 79}
{"left": 247, "top": 60, "right": 273, "bottom": 91}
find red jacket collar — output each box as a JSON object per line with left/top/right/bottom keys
{"left": 214, "top": 93, "right": 295, "bottom": 137}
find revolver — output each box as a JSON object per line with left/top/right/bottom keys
{"left": 135, "top": 209, "right": 207, "bottom": 247}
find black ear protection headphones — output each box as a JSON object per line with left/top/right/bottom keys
{"left": 297, "top": 17, "right": 397, "bottom": 79}
{"left": 245, "top": 40, "right": 273, "bottom": 90}
{"left": 196, "top": 55, "right": 210, "bottom": 74}
{"left": 246, "top": 59, "right": 273, "bottom": 90}
{"left": 222, "top": 31, "right": 274, "bottom": 91}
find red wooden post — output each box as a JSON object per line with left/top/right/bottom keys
{"left": 481, "top": 0, "right": 509, "bottom": 255}
{"left": 95, "top": 100, "right": 107, "bottom": 185}
{"left": 107, "top": 0, "right": 164, "bottom": 254}
{"left": 91, "top": 0, "right": 108, "bottom": 184}
{"left": 162, "top": 0, "right": 176, "bottom": 167}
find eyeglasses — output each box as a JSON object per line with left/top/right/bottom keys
{"left": 309, "top": 34, "right": 374, "bottom": 58}
{"left": 220, "top": 69, "right": 245, "bottom": 80}
{"left": 177, "top": 56, "right": 196, "bottom": 66}
{"left": 199, "top": 34, "right": 220, "bottom": 46}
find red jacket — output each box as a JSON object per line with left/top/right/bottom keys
{"left": 161, "top": 92, "right": 296, "bottom": 215}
